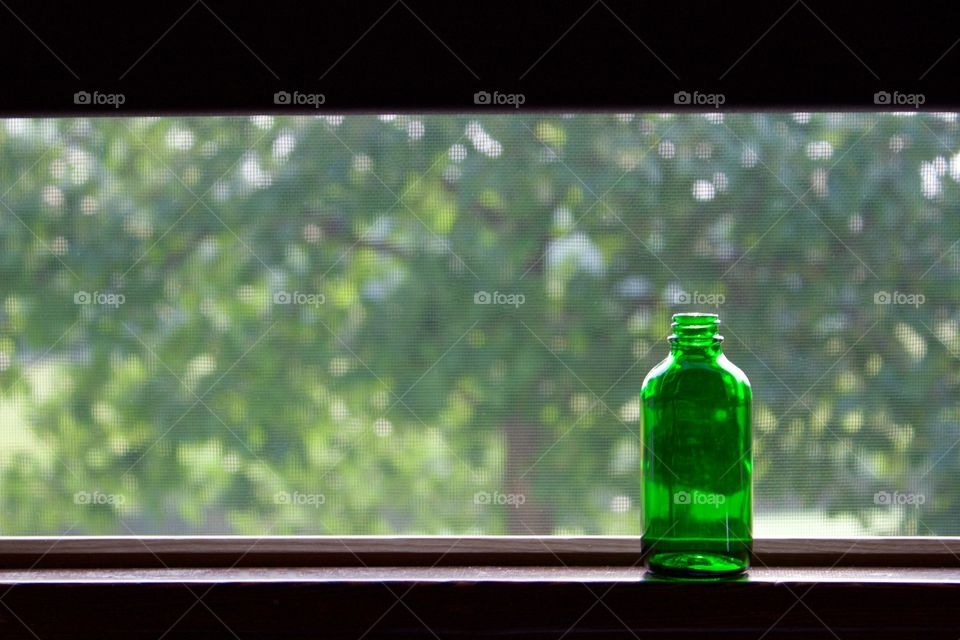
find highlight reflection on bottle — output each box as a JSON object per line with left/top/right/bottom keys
{"left": 641, "top": 313, "right": 752, "bottom": 577}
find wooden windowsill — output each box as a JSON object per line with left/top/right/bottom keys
{"left": 0, "top": 535, "right": 958, "bottom": 567}
{"left": 1, "top": 538, "right": 958, "bottom": 638}
{"left": 0, "top": 564, "right": 958, "bottom": 583}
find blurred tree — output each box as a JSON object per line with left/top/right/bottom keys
{"left": 0, "top": 113, "right": 958, "bottom": 536}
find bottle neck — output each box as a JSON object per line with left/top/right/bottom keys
{"left": 668, "top": 314, "right": 723, "bottom": 358}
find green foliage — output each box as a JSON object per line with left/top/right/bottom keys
{"left": 0, "top": 113, "right": 958, "bottom": 535}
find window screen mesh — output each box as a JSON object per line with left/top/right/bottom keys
{"left": 0, "top": 113, "right": 956, "bottom": 536}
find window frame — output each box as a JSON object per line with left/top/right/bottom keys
{"left": 2, "top": 111, "right": 958, "bottom": 636}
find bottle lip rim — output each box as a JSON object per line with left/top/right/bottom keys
{"left": 672, "top": 312, "right": 720, "bottom": 324}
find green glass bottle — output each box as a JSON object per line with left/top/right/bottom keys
{"left": 641, "top": 313, "right": 752, "bottom": 577}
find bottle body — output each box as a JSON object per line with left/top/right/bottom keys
{"left": 641, "top": 314, "right": 752, "bottom": 577}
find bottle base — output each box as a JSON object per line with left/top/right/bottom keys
{"left": 646, "top": 551, "right": 749, "bottom": 578}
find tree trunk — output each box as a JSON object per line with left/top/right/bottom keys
{"left": 504, "top": 417, "right": 553, "bottom": 534}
